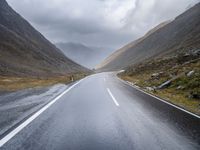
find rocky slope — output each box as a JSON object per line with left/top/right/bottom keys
{"left": 98, "top": 3, "right": 200, "bottom": 71}
{"left": 0, "top": 0, "right": 89, "bottom": 77}
{"left": 119, "top": 50, "right": 200, "bottom": 115}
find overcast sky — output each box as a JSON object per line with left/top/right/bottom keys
{"left": 7, "top": 0, "right": 200, "bottom": 50}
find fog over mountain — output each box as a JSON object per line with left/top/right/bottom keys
{"left": 56, "top": 42, "right": 113, "bottom": 69}
{"left": 6, "top": 0, "right": 200, "bottom": 57}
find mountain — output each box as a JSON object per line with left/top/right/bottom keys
{"left": 0, "top": 0, "right": 89, "bottom": 77}
{"left": 97, "top": 3, "right": 200, "bottom": 71}
{"left": 56, "top": 42, "right": 112, "bottom": 69}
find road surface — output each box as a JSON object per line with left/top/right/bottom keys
{"left": 0, "top": 72, "right": 200, "bottom": 150}
{"left": 0, "top": 84, "right": 70, "bottom": 137}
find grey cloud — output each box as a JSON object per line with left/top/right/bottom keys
{"left": 7, "top": 0, "right": 200, "bottom": 50}
{"left": 123, "top": 0, "right": 200, "bottom": 36}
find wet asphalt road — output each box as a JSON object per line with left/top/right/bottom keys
{"left": 1, "top": 72, "right": 200, "bottom": 150}
{"left": 0, "top": 84, "right": 69, "bottom": 137}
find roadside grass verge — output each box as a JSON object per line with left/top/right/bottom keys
{"left": 119, "top": 54, "right": 200, "bottom": 115}
{"left": 0, "top": 73, "right": 88, "bottom": 92}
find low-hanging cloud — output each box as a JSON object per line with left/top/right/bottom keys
{"left": 7, "top": 0, "right": 200, "bottom": 49}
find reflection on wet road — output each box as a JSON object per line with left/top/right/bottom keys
{"left": 1, "top": 73, "right": 200, "bottom": 150}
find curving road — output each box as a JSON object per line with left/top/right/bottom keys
{"left": 0, "top": 72, "right": 200, "bottom": 150}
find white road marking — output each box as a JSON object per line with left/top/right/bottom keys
{"left": 0, "top": 78, "right": 85, "bottom": 148}
{"left": 104, "top": 78, "right": 106, "bottom": 82}
{"left": 107, "top": 88, "right": 119, "bottom": 107}
{"left": 118, "top": 77, "right": 200, "bottom": 119}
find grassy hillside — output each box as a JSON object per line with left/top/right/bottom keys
{"left": 119, "top": 50, "right": 200, "bottom": 115}
{"left": 98, "top": 3, "right": 200, "bottom": 71}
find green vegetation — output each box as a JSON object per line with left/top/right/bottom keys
{"left": 119, "top": 52, "right": 200, "bottom": 115}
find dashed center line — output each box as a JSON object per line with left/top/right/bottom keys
{"left": 107, "top": 88, "right": 119, "bottom": 107}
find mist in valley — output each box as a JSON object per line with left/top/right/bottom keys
{"left": 56, "top": 42, "right": 114, "bottom": 69}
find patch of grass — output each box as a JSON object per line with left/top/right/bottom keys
{"left": 119, "top": 53, "right": 200, "bottom": 115}
{"left": 0, "top": 73, "right": 88, "bottom": 91}
{"left": 156, "top": 88, "right": 200, "bottom": 115}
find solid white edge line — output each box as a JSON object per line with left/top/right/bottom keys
{"left": 0, "top": 78, "right": 85, "bottom": 148}
{"left": 117, "top": 77, "right": 200, "bottom": 119}
{"left": 107, "top": 88, "right": 119, "bottom": 107}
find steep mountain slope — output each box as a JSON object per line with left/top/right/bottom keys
{"left": 97, "top": 3, "right": 200, "bottom": 71}
{"left": 56, "top": 42, "right": 112, "bottom": 69}
{"left": 0, "top": 0, "right": 88, "bottom": 77}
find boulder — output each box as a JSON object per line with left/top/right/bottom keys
{"left": 176, "top": 85, "right": 184, "bottom": 90}
{"left": 192, "top": 49, "right": 200, "bottom": 56}
{"left": 187, "top": 70, "right": 195, "bottom": 77}
{"left": 145, "top": 87, "right": 155, "bottom": 92}
{"left": 151, "top": 73, "right": 159, "bottom": 78}
{"left": 151, "top": 72, "right": 164, "bottom": 79}
{"left": 158, "top": 80, "right": 171, "bottom": 89}
{"left": 189, "top": 91, "right": 200, "bottom": 100}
